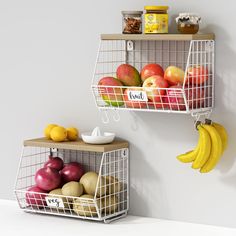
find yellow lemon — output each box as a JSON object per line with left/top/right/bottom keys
{"left": 66, "top": 127, "right": 79, "bottom": 141}
{"left": 44, "top": 124, "right": 58, "bottom": 139}
{"left": 50, "top": 126, "right": 67, "bottom": 142}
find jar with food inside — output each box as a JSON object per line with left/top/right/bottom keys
{"left": 176, "top": 13, "right": 201, "bottom": 34}
{"left": 122, "top": 11, "right": 143, "bottom": 34}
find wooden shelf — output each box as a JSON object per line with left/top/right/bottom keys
{"left": 24, "top": 138, "right": 129, "bottom": 152}
{"left": 101, "top": 33, "right": 215, "bottom": 41}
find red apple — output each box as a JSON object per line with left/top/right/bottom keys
{"left": 187, "top": 66, "right": 209, "bottom": 85}
{"left": 142, "top": 75, "right": 169, "bottom": 107}
{"left": 123, "top": 88, "right": 147, "bottom": 109}
{"left": 165, "top": 85, "right": 186, "bottom": 110}
{"left": 98, "top": 77, "right": 124, "bottom": 107}
{"left": 164, "top": 66, "right": 185, "bottom": 85}
{"left": 141, "top": 63, "right": 164, "bottom": 82}
{"left": 165, "top": 85, "right": 205, "bottom": 111}
{"left": 185, "top": 87, "right": 205, "bottom": 109}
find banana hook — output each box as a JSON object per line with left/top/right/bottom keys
{"left": 100, "top": 110, "right": 109, "bottom": 124}
{"left": 112, "top": 109, "right": 120, "bottom": 122}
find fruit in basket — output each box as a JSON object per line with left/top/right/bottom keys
{"left": 61, "top": 181, "right": 84, "bottom": 201}
{"left": 101, "top": 195, "right": 118, "bottom": 214}
{"left": 48, "top": 188, "right": 70, "bottom": 209}
{"left": 187, "top": 66, "right": 209, "bottom": 85}
{"left": 123, "top": 88, "right": 147, "bottom": 109}
{"left": 44, "top": 156, "right": 64, "bottom": 171}
{"left": 66, "top": 127, "right": 79, "bottom": 141}
{"left": 164, "top": 66, "right": 185, "bottom": 85}
{"left": 140, "top": 63, "right": 164, "bottom": 82}
{"left": 98, "top": 77, "right": 124, "bottom": 107}
{"left": 116, "top": 64, "right": 142, "bottom": 86}
{"left": 142, "top": 75, "right": 169, "bottom": 104}
{"left": 35, "top": 167, "right": 61, "bottom": 191}
{"left": 185, "top": 87, "right": 205, "bottom": 109}
{"left": 26, "top": 186, "right": 47, "bottom": 207}
{"left": 73, "top": 194, "right": 101, "bottom": 216}
{"left": 50, "top": 126, "right": 67, "bottom": 142}
{"left": 105, "top": 176, "right": 122, "bottom": 194}
{"left": 60, "top": 162, "right": 84, "bottom": 182}
{"left": 165, "top": 85, "right": 186, "bottom": 110}
{"left": 80, "top": 172, "right": 107, "bottom": 197}
{"left": 44, "top": 124, "right": 58, "bottom": 139}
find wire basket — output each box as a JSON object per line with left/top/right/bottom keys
{"left": 14, "top": 139, "right": 129, "bottom": 223}
{"left": 92, "top": 35, "right": 215, "bottom": 114}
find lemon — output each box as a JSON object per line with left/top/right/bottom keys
{"left": 50, "top": 126, "right": 67, "bottom": 142}
{"left": 44, "top": 124, "right": 58, "bottom": 139}
{"left": 66, "top": 127, "right": 79, "bottom": 141}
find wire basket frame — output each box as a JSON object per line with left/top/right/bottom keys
{"left": 91, "top": 39, "right": 214, "bottom": 114}
{"left": 14, "top": 146, "right": 129, "bottom": 223}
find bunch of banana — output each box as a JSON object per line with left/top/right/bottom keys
{"left": 177, "top": 120, "right": 228, "bottom": 173}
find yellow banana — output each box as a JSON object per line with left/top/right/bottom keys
{"left": 192, "top": 125, "right": 211, "bottom": 169}
{"left": 177, "top": 127, "right": 201, "bottom": 163}
{"left": 212, "top": 122, "right": 228, "bottom": 153}
{"left": 200, "top": 124, "right": 223, "bottom": 173}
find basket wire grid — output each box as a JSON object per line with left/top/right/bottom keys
{"left": 14, "top": 146, "right": 129, "bottom": 223}
{"left": 91, "top": 39, "right": 214, "bottom": 114}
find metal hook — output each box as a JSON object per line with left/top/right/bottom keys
{"left": 112, "top": 109, "right": 120, "bottom": 122}
{"left": 100, "top": 110, "right": 109, "bottom": 124}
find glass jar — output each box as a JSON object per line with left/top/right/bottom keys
{"left": 176, "top": 13, "right": 201, "bottom": 34}
{"left": 122, "top": 11, "right": 143, "bottom": 34}
{"left": 144, "top": 6, "right": 169, "bottom": 34}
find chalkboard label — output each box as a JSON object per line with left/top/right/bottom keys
{"left": 127, "top": 90, "right": 148, "bottom": 102}
{"left": 45, "top": 197, "right": 64, "bottom": 208}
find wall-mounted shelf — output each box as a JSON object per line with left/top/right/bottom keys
{"left": 92, "top": 33, "right": 215, "bottom": 120}
{"left": 101, "top": 33, "right": 215, "bottom": 41}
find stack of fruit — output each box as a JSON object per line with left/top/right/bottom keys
{"left": 98, "top": 63, "right": 208, "bottom": 110}
{"left": 44, "top": 124, "right": 79, "bottom": 142}
{"left": 177, "top": 120, "right": 228, "bottom": 173}
{"left": 25, "top": 156, "right": 121, "bottom": 216}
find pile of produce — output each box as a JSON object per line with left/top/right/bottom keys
{"left": 177, "top": 120, "right": 228, "bottom": 173}
{"left": 98, "top": 63, "right": 209, "bottom": 110}
{"left": 25, "top": 156, "right": 121, "bottom": 216}
{"left": 44, "top": 124, "right": 79, "bottom": 142}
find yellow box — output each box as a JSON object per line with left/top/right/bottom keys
{"left": 145, "top": 13, "right": 168, "bottom": 34}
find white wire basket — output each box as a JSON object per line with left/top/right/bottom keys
{"left": 92, "top": 34, "right": 215, "bottom": 115}
{"left": 14, "top": 138, "right": 129, "bottom": 223}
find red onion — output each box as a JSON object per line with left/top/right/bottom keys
{"left": 35, "top": 167, "right": 61, "bottom": 191}
{"left": 44, "top": 156, "right": 64, "bottom": 171}
{"left": 25, "top": 186, "right": 47, "bottom": 207}
{"left": 60, "top": 162, "right": 84, "bottom": 183}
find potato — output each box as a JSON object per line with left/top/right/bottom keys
{"left": 101, "top": 195, "right": 118, "bottom": 214}
{"left": 48, "top": 188, "right": 70, "bottom": 209}
{"left": 62, "top": 181, "right": 83, "bottom": 201}
{"left": 73, "top": 194, "right": 102, "bottom": 216}
{"left": 80, "top": 172, "right": 107, "bottom": 197}
{"left": 105, "top": 176, "right": 122, "bottom": 194}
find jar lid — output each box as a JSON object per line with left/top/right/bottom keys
{"left": 122, "top": 11, "right": 143, "bottom": 15}
{"left": 176, "top": 13, "right": 201, "bottom": 24}
{"left": 144, "top": 6, "right": 169, "bottom": 11}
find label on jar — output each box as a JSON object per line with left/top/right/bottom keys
{"left": 45, "top": 197, "right": 64, "bottom": 208}
{"left": 145, "top": 14, "right": 168, "bottom": 33}
{"left": 127, "top": 90, "right": 148, "bottom": 102}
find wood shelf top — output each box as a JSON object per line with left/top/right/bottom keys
{"left": 24, "top": 138, "right": 129, "bottom": 152}
{"left": 101, "top": 33, "right": 215, "bottom": 41}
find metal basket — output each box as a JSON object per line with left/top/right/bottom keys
{"left": 14, "top": 139, "right": 129, "bottom": 223}
{"left": 92, "top": 34, "right": 215, "bottom": 116}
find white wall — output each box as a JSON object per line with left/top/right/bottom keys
{"left": 1, "top": 0, "right": 236, "bottom": 228}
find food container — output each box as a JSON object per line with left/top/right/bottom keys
{"left": 122, "top": 11, "right": 143, "bottom": 34}
{"left": 176, "top": 13, "right": 201, "bottom": 34}
{"left": 144, "top": 6, "right": 169, "bottom": 34}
